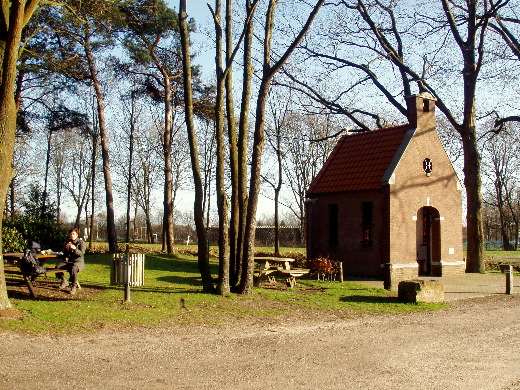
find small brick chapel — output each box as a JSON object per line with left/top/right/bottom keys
{"left": 306, "top": 93, "right": 466, "bottom": 281}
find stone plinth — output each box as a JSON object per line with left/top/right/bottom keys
{"left": 398, "top": 280, "right": 445, "bottom": 303}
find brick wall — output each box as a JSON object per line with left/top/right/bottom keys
{"left": 306, "top": 94, "right": 464, "bottom": 280}
{"left": 389, "top": 95, "right": 463, "bottom": 278}
{"left": 306, "top": 190, "right": 386, "bottom": 278}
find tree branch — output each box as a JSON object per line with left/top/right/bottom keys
{"left": 268, "top": 0, "right": 326, "bottom": 79}
{"left": 276, "top": 70, "right": 381, "bottom": 131}
{"left": 490, "top": 18, "right": 520, "bottom": 60}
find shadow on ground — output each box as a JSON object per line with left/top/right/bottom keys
{"left": 340, "top": 295, "right": 401, "bottom": 304}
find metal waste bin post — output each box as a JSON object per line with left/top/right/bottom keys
{"left": 111, "top": 253, "right": 145, "bottom": 302}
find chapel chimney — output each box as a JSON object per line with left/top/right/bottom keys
{"left": 406, "top": 92, "right": 437, "bottom": 130}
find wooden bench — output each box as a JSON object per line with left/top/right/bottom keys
{"left": 490, "top": 256, "right": 520, "bottom": 274}
{"left": 496, "top": 256, "right": 520, "bottom": 264}
{"left": 273, "top": 268, "right": 310, "bottom": 288}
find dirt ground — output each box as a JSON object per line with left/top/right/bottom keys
{"left": 1, "top": 291, "right": 520, "bottom": 390}
{"left": 2, "top": 272, "right": 100, "bottom": 301}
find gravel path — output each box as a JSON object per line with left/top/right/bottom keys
{"left": 1, "top": 294, "right": 520, "bottom": 390}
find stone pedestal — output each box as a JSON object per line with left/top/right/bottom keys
{"left": 398, "top": 280, "right": 445, "bottom": 303}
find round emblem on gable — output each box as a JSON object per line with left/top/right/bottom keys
{"left": 423, "top": 158, "right": 433, "bottom": 174}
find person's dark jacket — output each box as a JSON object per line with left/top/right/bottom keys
{"left": 64, "top": 238, "right": 86, "bottom": 272}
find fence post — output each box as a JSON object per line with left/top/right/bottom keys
{"left": 505, "top": 265, "right": 513, "bottom": 295}
{"left": 124, "top": 244, "right": 131, "bottom": 302}
{"left": 384, "top": 263, "right": 392, "bottom": 290}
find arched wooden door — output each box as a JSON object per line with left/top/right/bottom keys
{"left": 418, "top": 206, "right": 441, "bottom": 276}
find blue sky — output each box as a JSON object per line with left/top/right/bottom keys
{"left": 169, "top": 1, "right": 216, "bottom": 79}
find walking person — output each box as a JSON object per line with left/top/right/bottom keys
{"left": 55, "top": 228, "right": 85, "bottom": 294}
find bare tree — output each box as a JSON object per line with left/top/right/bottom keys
{"left": 179, "top": 0, "right": 214, "bottom": 292}
{"left": 124, "top": 90, "right": 138, "bottom": 244}
{"left": 489, "top": 3, "right": 520, "bottom": 128}
{"left": 282, "top": 111, "right": 340, "bottom": 242}
{"left": 56, "top": 130, "right": 93, "bottom": 228}
{"left": 119, "top": 0, "right": 187, "bottom": 253}
{"left": 293, "top": 0, "right": 511, "bottom": 272}
{"left": 482, "top": 127, "right": 520, "bottom": 250}
{"left": 239, "top": 0, "right": 326, "bottom": 294}
{"left": 45, "top": 105, "right": 91, "bottom": 226}
{"left": 134, "top": 125, "right": 162, "bottom": 244}
{"left": 263, "top": 94, "right": 289, "bottom": 257}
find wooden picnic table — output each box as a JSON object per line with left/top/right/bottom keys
{"left": 254, "top": 257, "right": 295, "bottom": 271}
{"left": 254, "top": 257, "right": 294, "bottom": 286}
{"left": 3, "top": 252, "right": 61, "bottom": 264}
{"left": 3, "top": 253, "right": 62, "bottom": 298}
{"left": 253, "top": 257, "right": 310, "bottom": 287}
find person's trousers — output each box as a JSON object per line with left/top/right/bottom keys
{"left": 55, "top": 262, "right": 80, "bottom": 286}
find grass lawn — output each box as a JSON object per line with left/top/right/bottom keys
{"left": 3, "top": 246, "right": 518, "bottom": 334}
{"left": 484, "top": 250, "right": 520, "bottom": 274}
{"left": 0, "top": 248, "right": 449, "bottom": 334}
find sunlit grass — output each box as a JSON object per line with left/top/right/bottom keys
{"left": 258, "top": 280, "right": 447, "bottom": 313}
{"left": 2, "top": 251, "right": 448, "bottom": 334}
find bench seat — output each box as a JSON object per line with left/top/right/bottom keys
{"left": 274, "top": 269, "right": 310, "bottom": 288}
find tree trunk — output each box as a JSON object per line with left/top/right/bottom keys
{"left": 274, "top": 128, "right": 282, "bottom": 257}
{"left": 146, "top": 171, "right": 154, "bottom": 244}
{"left": 274, "top": 188, "right": 280, "bottom": 256}
{"left": 0, "top": 0, "right": 38, "bottom": 309}
{"left": 0, "top": 78, "right": 17, "bottom": 309}
{"left": 179, "top": 0, "right": 214, "bottom": 292}
{"left": 459, "top": 3, "right": 485, "bottom": 273}
{"left": 462, "top": 129, "right": 485, "bottom": 272}
{"left": 55, "top": 156, "right": 63, "bottom": 224}
{"left": 43, "top": 130, "right": 52, "bottom": 214}
{"left": 89, "top": 134, "right": 98, "bottom": 251}
{"left": 213, "top": 0, "right": 230, "bottom": 295}
{"left": 89, "top": 67, "right": 118, "bottom": 253}
{"left": 234, "top": 0, "right": 256, "bottom": 288}
{"left": 225, "top": 0, "right": 239, "bottom": 290}
{"left": 144, "top": 175, "right": 154, "bottom": 244}
{"left": 495, "top": 179, "right": 513, "bottom": 251}
{"left": 126, "top": 96, "right": 136, "bottom": 244}
{"left": 145, "top": 213, "right": 153, "bottom": 244}
{"left": 161, "top": 72, "right": 175, "bottom": 253}
{"left": 85, "top": 48, "right": 117, "bottom": 253}
{"left": 240, "top": 79, "right": 270, "bottom": 294}
{"left": 504, "top": 177, "right": 519, "bottom": 251}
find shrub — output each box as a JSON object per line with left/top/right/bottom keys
{"left": 2, "top": 226, "right": 26, "bottom": 253}
{"left": 3, "top": 216, "right": 68, "bottom": 251}
{"left": 307, "top": 256, "right": 339, "bottom": 280}
{"left": 279, "top": 251, "right": 307, "bottom": 267}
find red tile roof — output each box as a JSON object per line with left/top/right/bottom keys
{"left": 307, "top": 124, "right": 411, "bottom": 195}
